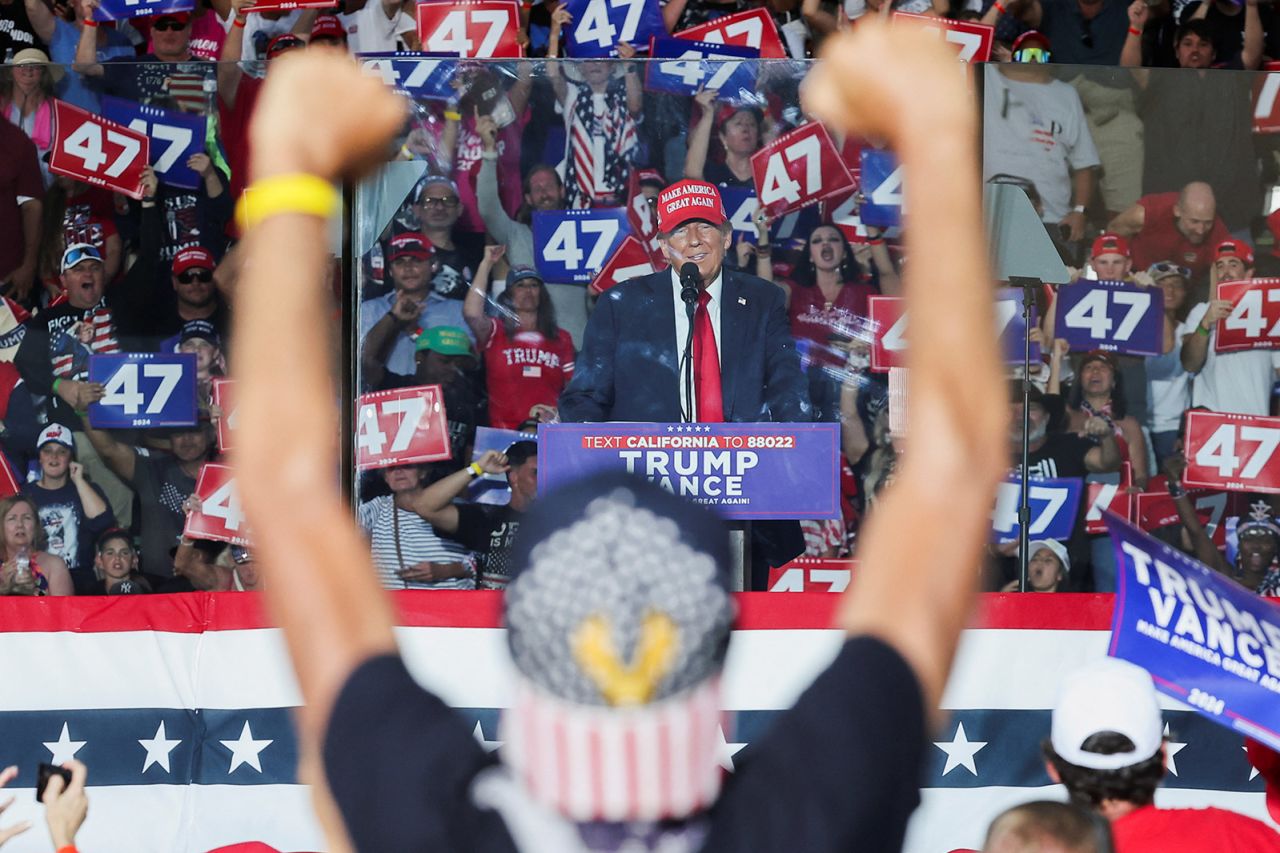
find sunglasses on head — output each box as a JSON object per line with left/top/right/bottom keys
{"left": 1014, "top": 46, "right": 1051, "bottom": 63}
{"left": 153, "top": 18, "right": 187, "bottom": 31}
{"left": 1150, "top": 262, "right": 1191, "bottom": 279}
{"left": 178, "top": 269, "right": 213, "bottom": 284}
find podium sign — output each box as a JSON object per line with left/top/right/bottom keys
{"left": 537, "top": 422, "right": 840, "bottom": 519}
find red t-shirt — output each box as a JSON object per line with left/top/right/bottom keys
{"left": 483, "top": 320, "right": 575, "bottom": 429}
{"left": 63, "top": 187, "right": 118, "bottom": 259}
{"left": 1131, "top": 192, "right": 1232, "bottom": 277}
{"left": 786, "top": 279, "right": 876, "bottom": 369}
{"left": 1112, "top": 805, "right": 1280, "bottom": 852}
{"left": 219, "top": 74, "right": 263, "bottom": 218}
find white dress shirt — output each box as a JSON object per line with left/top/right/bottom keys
{"left": 670, "top": 267, "right": 723, "bottom": 421}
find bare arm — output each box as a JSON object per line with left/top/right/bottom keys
{"left": 663, "top": 0, "right": 688, "bottom": 31}
{"left": 42, "top": 553, "right": 74, "bottom": 596}
{"left": 1118, "top": 416, "right": 1149, "bottom": 488}
{"left": 67, "top": 463, "right": 109, "bottom": 520}
{"left": 546, "top": 5, "right": 570, "bottom": 104}
{"left": 804, "top": 20, "right": 1008, "bottom": 718}
{"left": 684, "top": 88, "right": 718, "bottom": 181}
{"left": 360, "top": 297, "right": 420, "bottom": 386}
{"left": 464, "top": 245, "right": 503, "bottom": 345}
{"left": 24, "top": 0, "right": 56, "bottom": 45}
{"left": 402, "top": 450, "right": 509, "bottom": 534}
{"left": 1106, "top": 200, "right": 1146, "bottom": 236}
{"left": 218, "top": 3, "right": 251, "bottom": 108}
{"left": 1083, "top": 421, "right": 1123, "bottom": 472}
{"left": 1181, "top": 300, "right": 1230, "bottom": 373}
{"left": 1243, "top": 0, "right": 1263, "bottom": 70}
{"left": 802, "top": 0, "right": 840, "bottom": 36}
{"left": 73, "top": 0, "right": 103, "bottom": 75}
{"left": 80, "top": 423, "right": 136, "bottom": 483}
{"left": 1121, "top": 0, "right": 1148, "bottom": 66}
{"left": 233, "top": 54, "right": 405, "bottom": 844}
{"left": 839, "top": 375, "right": 870, "bottom": 465}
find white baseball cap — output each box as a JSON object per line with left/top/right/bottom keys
{"left": 1051, "top": 658, "right": 1163, "bottom": 771}
{"left": 37, "top": 423, "right": 74, "bottom": 452}
{"left": 1029, "top": 539, "right": 1070, "bottom": 573}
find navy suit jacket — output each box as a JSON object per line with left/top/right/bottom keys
{"left": 559, "top": 268, "right": 810, "bottom": 423}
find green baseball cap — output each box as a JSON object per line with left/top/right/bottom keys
{"left": 414, "top": 325, "right": 475, "bottom": 358}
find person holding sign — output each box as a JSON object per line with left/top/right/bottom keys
{"left": 685, "top": 90, "right": 765, "bottom": 190}
{"left": 1181, "top": 238, "right": 1280, "bottom": 416}
{"left": 1045, "top": 657, "right": 1280, "bottom": 850}
{"left": 1173, "top": 498, "right": 1280, "bottom": 597}
{"left": 234, "top": 18, "right": 1006, "bottom": 850}
{"left": 545, "top": 4, "right": 642, "bottom": 208}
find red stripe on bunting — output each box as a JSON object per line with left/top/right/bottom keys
{"left": 0, "top": 591, "right": 1143, "bottom": 633}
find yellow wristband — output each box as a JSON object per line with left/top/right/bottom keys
{"left": 235, "top": 174, "right": 340, "bottom": 232}
{"left": 468, "top": 461, "right": 484, "bottom": 478}
{"left": 443, "top": 110, "right": 462, "bottom": 121}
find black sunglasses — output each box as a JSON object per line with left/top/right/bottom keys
{"left": 153, "top": 19, "right": 187, "bottom": 31}
{"left": 178, "top": 270, "right": 213, "bottom": 284}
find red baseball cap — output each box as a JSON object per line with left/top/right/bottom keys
{"left": 387, "top": 233, "right": 432, "bottom": 262}
{"left": 172, "top": 246, "right": 215, "bottom": 276}
{"left": 1090, "top": 232, "right": 1130, "bottom": 259}
{"left": 635, "top": 167, "right": 665, "bottom": 187}
{"left": 310, "top": 14, "right": 346, "bottom": 41}
{"left": 656, "top": 180, "right": 727, "bottom": 234}
{"left": 152, "top": 11, "right": 191, "bottom": 25}
{"left": 1215, "top": 237, "right": 1255, "bottom": 266}
{"left": 266, "top": 33, "right": 306, "bottom": 58}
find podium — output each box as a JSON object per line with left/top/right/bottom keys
{"left": 537, "top": 422, "right": 841, "bottom": 590}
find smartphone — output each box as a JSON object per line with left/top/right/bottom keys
{"left": 36, "top": 763, "right": 71, "bottom": 803}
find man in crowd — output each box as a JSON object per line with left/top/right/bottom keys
{"left": 1089, "top": 233, "right": 1132, "bottom": 280}
{"left": 401, "top": 441, "right": 537, "bottom": 589}
{"left": 981, "top": 38, "right": 1100, "bottom": 244}
{"left": 982, "top": 801, "right": 1113, "bottom": 853}
{"left": 560, "top": 178, "right": 809, "bottom": 423}
{"left": 359, "top": 232, "right": 467, "bottom": 388}
{"left": 1107, "top": 181, "right": 1231, "bottom": 277}
{"left": 80, "top": 420, "right": 214, "bottom": 577}
{"left": 379, "top": 326, "right": 485, "bottom": 463}
{"left": 1046, "top": 657, "right": 1280, "bottom": 848}
{"left": 231, "top": 27, "right": 1008, "bottom": 850}
{"left": 22, "top": 423, "right": 114, "bottom": 594}
{"left": 1181, "top": 239, "right": 1280, "bottom": 416}
{"left": 414, "top": 176, "right": 485, "bottom": 302}
{"left": 75, "top": 1, "right": 212, "bottom": 112}
{"left": 475, "top": 115, "right": 585, "bottom": 343}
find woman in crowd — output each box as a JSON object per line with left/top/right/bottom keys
{"left": 357, "top": 464, "right": 474, "bottom": 590}
{"left": 464, "top": 246, "right": 575, "bottom": 429}
{"left": 685, "top": 89, "right": 767, "bottom": 188}
{"left": 1145, "top": 261, "right": 1193, "bottom": 468}
{"left": 1065, "top": 351, "right": 1149, "bottom": 489}
{"left": 0, "top": 495, "right": 73, "bottom": 596}
{"left": 1, "top": 49, "right": 61, "bottom": 186}
{"left": 1001, "top": 540, "right": 1070, "bottom": 592}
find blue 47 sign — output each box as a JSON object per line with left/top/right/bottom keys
{"left": 1055, "top": 278, "right": 1162, "bottom": 356}
{"left": 859, "top": 148, "right": 904, "bottom": 228}
{"left": 101, "top": 97, "right": 207, "bottom": 190}
{"left": 563, "top": 0, "right": 665, "bottom": 57}
{"left": 645, "top": 36, "right": 758, "bottom": 102}
{"left": 93, "top": 0, "right": 191, "bottom": 21}
{"left": 532, "top": 208, "right": 630, "bottom": 284}
{"left": 358, "top": 53, "right": 457, "bottom": 102}
{"left": 87, "top": 353, "right": 197, "bottom": 429}
{"left": 991, "top": 476, "right": 1083, "bottom": 543}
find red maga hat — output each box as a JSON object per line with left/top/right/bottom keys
{"left": 1090, "top": 232, "right": 1130, "bottom": 259}
{"left": 656, "top": 180, "right": 726, "bottom": 234}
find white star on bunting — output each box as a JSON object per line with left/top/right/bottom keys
{"left": 472, "top": 721, "right": 502, "bottom": 753}
{"left": 43, "top": 723, "right": 86, "bottom": 765}
{"left": 221, "top": 721, "right": 273, "bottom": 773}
{"left": 1244, "top": 746, "right": 1260, "bottom": 781}
{"left": 139, "top": 721, "right": 182, "bottom": 773}
{"left": 1163, "top": 723, "right": 1187, "bottom": 777}
{"left": 715, "top": 725, "right": 747, "bottom": 772}
{"left": 934, "top": 722, "right": 987, "bottom": 777}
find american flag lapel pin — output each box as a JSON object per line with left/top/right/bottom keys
{"left": 737, "top": 296, "right": 747, "bottom": 306}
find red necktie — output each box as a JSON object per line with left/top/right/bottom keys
{"left": 693, "top": 289, "right": 723, "bottom": 422}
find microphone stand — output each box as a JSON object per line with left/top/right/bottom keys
{"left": 1009, "top": 275, "right": 1041, "bottom": 593}
{"left": 678, "top": 263, "right": 702, "bottom": 423}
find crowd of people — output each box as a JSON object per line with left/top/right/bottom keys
{"left": 2, "top": 0, "right": 1280, "bottom": 595}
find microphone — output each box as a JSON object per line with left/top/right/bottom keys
{"left": 679, "top": 262, "right": 702, "bottom": 305}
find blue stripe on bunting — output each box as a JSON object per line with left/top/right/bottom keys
{"left": 0, "top": 708, "right": 1265, "bottom": 792}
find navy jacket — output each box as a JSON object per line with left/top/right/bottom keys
{"left": 559, "top": 268, "right": 810, "bottom": 423}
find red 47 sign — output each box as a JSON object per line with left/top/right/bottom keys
{"left": 1254, "top": 70, "right": 1280, "bottom": 134}
{"left": 869, "top": 296, "right": 906, "bottom": 372}
{"left": 891, "top": 12, "right": 993, "bottom": 62}
{"left": 1084, "top": 463, "right": 1132, "bottom": 535}
{"left": 211, "top": 377, "right": 236, "bottom": 453}
{"left": 674, "top": 8, "right": 785, "bottom": 58}
{"left": 1134, "top": 477, "right": 1242, "bottom": 549}
{"left": 750, "top": 123, "right": 854, "bottom": 217}
{"left": 417, "top": 0, "right": 522, "bottom": 58}
{"left": 184, "top": 463, "right": 251, "bottom": 546}
{"left": 1215, "top": 278, "right": 1280, "bottom": 353}
{"left": 1185, "top": 410, "right": 1280, "bottom": 494}
{"left": 356, "top": 384, "right": 452, "bottom": 470}
{"left": 49, "top": 100, "right": 149, "bottom": 199}
{"left": 589, "top": 235, "right": 656, "bottom": 296}
{"left": 767, "top": 557, "right": 857, "bottom": 592}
